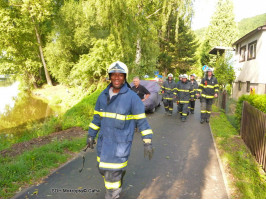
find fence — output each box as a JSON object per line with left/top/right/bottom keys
{"left": 240, "top": 101, "right": 266, "bottom": 172}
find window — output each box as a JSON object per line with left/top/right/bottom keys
{"left": 238, "top": 81, "right": 242, "bottom": 91}
{"left": 246, "top": 81, "right": 250, "bottom": 93}
{"left": 239, "top": 46, "right": 246, "bottom": 62}
{"left": 248, "top": 41, "right": 256, "bottom": 60}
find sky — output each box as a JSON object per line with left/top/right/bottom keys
{"left": 192, "top": 0, "right": 266, "bottom": 30}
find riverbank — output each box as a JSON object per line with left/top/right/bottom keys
{"left": 0, "top": 84, "right": 104, "bottom": 198}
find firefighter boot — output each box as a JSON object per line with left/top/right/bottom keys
{"left": 105, "top": 188, "right": 122, "bottom": 199}
{"left": 200, "top": 118, "right": 205, "bottom": 124}
{"left": 181, "top": 117, "right": 186, "bottom": 122}
{"left": 206, "top": 118, "right": 210, "bottom": 123}
{"left": 191, "top": 110, "right": 194, "bottom": 114}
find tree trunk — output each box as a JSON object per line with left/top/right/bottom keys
{"left": 33, "top": 19, "right": 53, "bottom": 86}
{"left": 135, "top": 38, "right": 141, "bottom": 65}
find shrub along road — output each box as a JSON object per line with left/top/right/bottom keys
{"left": 14, "top": 100, "right": 228, "bottom": 199}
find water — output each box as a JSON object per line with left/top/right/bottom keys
{"left": 0, "top": 79, "right": 60, "bottom": 149}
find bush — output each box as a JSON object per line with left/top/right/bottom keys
{"left": 235, "top": 94, "right": 266, "bottom": 130}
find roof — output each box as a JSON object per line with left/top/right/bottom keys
{"left": 209, "top": 46, "right": 234, "bottom": 55}
{"left": 233, "top": 25, "right": 266, "bottom": 45}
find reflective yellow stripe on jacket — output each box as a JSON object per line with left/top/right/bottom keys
{"left": 141, "top": 129, "right": 153, "bottom": 136}
{"left": 201, "top": 94, "right": 214, "bottom": 99}
{"left": 89, "top": 122, "right": 100, "bottom": 130}
{"left": 94, "top": 111, "right": 146, "bottom": 120}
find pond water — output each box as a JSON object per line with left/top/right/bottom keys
{"left": 0, "top": 79, "right": 60, "bottom": 146}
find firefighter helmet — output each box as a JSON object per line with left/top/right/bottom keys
{"left": 168, "top": 73, "right": 173, "bottom": 78}
{"left": 108, "top": 61, "right": 128, "bottom": 77}
{"left": 183, "top": 74, "right": 188, "bottom": 79}
{"left": 206, "top": 67, "right": 214, "bottom": 72}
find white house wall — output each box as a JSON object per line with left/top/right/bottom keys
{"left": 234, "top": 31, "right": 266, "bottom": 84}
{"left": 258, "top": 31, "right": 266, "bottom": 84}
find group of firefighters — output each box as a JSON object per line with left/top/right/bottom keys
{"left": 161, "top": 68, "right": 219, "bottom": 123}
{"left": 86, "top": 61, "right": 219, "bottom": 198}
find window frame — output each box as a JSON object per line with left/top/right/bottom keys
{"left": 239, "top": 45, "right": 246, "bottom": 62}
{"left": 247, "top": 40, "right": 257, "bottom": 61}
{"left": 238, "top": 81, "right": 242, "bottom": 91}
{"left": 246, "top": 81, "right": 250, "bottom": 93}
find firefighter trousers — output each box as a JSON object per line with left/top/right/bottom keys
{"left": 178, "top": 103, "right": 189, "bottom": 118}
{"left": 98, "top": 165, "right": 126, "bottom": 199}
{"left": 189, "top": 100, "right": 195, "bottom": 112}
{"left": 163, "top": 99, "right": 173, "bottom": 113}
{"left": 200, "top": 98, "right": 213, "bottom": 119}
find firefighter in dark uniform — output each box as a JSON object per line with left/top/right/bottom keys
{"left": 87, "top": 61, "right": 154, "bottom": 198}
{"left": 197, "top": 68, "right": 219, "bottom": 123}
{"left": 161, "top": 73, "right": 176, "bottom": 116}
{"left": 176, "top": 74, "right": 194, "bottom": 122}
{"left": 189, "top": 74, "right": 198, "bottom": 114}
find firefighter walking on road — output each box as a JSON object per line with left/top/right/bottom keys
{"left": 189, "top": 74, "right": 198, "bottom": 114}
{"left": 87, "top": 61, "right": 154, "bottom": 199}
{"left": 197, "top": 68, "right": 219, "bottom": 124}
{"left": 161, "top": 73, "right": 176, "bottom": 116}
{"left": 176, "top": 74, "right": 194, "bottom": 122}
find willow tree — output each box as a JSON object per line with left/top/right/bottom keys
{"left": 0, "top": 0, "right": 62, "bottom": 87}
{"left": 157, "top": 0, "right": 195, "bottom": 75}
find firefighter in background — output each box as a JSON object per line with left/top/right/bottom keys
{"left": 176, "top": 74, "right": 194, "bottom": 122}
{"left": 87, "top": 61, "right": 154, "bottom": 198}
{"left": 189, "top": 74, "right": 198, "bottom": 114}
{"left": 197, "top": 68, "right": 219, "bottom": 124}
{"left": 161, "top": 73, "right": 176, "bottom": 116}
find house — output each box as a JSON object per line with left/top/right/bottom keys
{"left": 232, "top": 25, "right": 266, "bottom": 99}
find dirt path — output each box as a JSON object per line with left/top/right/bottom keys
{"left": 0, "top": 127, "right": 86, "bottom": 157}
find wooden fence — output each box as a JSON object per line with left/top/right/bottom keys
{"left": 240, "top": 101, "right": 266, "bottom": 172}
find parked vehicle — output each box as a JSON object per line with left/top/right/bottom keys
{"left": 130, "top": 80, "right": 162, "bottom": 113}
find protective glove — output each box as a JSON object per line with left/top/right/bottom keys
{"left": 87, "top": 136, "right": 96, "bottom": 149}
{"left": 196, "top": 93, "right": 200, "bottom": 99}
{"left": 144, "top": 143, "right": 154, "bottom": 160}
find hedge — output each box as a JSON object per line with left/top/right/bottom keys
{"left": 235, "top": 94, "right": 266, "bottom": 131}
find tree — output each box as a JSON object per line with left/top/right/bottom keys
{"left": 0, "top": 0, "right": 62, "bottom": 87}
{"left": 174, "top": 17, "right": 199, "bottom": 74}
{"left": 157, "top": 0, "right": 196, "bottom": 75}
{"left": 214, "top": 52, "right": 235, "bottom": 91}
{"left": 198, "top": 0, "right": 238, "bottom": 85}
{"left": 205, "top": 0, "right": 238, "bottom": 47}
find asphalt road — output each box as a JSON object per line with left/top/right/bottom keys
{"left": 14, "top": 100, "right": 228, "bottom": 199}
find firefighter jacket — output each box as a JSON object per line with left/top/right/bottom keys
{"left": 198, "top": 75, "right": 219, "bottom": 99}
{"left": 161, "top": 79, "right": 176, "bottom": 100}
{"left": 189, "top": 80, "right": 199, "bottom": 100}
{"left": 88, "top": 83, "right": 153, "bottom": 171}
{"left": 176, "top": 81, "right": 193, "bottom": 104}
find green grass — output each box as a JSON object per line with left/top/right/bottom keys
{"left": 210, "top": 108, "right": 266, "bottom": 198}
{"left": 0, "top": 137, "right": 86, "bottom": 198}
{"left": 0, "top": 116, "right": 62, "bottom": 151}
{"left": 61, "top": 89, "right": 102, "bottom": 130}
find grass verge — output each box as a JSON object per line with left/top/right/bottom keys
{"left": 0, "top": 136, "right": 86, "bottom": 198}
{"left": 210, "top": 107, "right": 266, "bottom": 198}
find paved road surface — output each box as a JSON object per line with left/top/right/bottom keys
{"left": 15, "top": 100, "right": 228, "bottom": 199}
